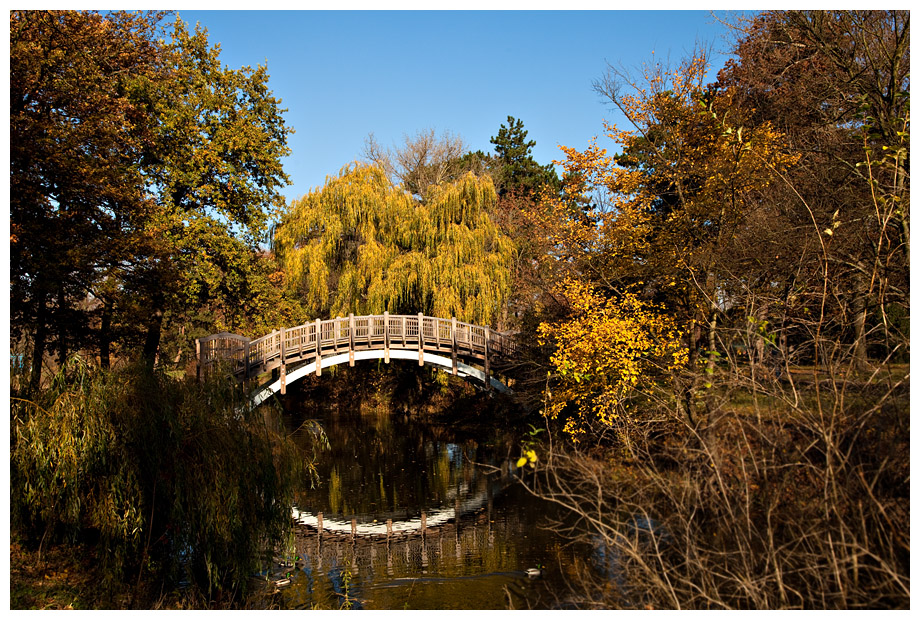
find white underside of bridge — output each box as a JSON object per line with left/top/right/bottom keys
{"left": 290, "top": 483, "right": 492, "bottom": 536}
{"left": 250, "top": 349, "right": 509, "bottom": 407}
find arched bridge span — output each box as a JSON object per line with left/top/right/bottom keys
{"left": 196, "top": 313, "right": 517, "bottom": 403}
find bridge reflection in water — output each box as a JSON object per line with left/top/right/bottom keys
{"left": 292, "top": 459, "right": 512, "bottom": 539}
{"left": 282, "top": 495, "right": 552, "bottom": 610}
{"left": 267, "top": 381, "right": 584, "bottom": 608}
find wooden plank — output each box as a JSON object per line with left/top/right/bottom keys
{"left": 384, "top": 311, "right": 390, "bottom": 363}
{"left": 280, "top": 326, "right": 286, "bottom": 395}
{"left": 483, "top": 327, "right": 490, "bottom": 391}
{"left": 349, "top": 313, "right": 355, "bottom": 367}
{"left": 315, "top": 318, "right": 321, "bottom": 377}
{"left": 418, "top": 313, "right": 424, "bottom": 365}
{"left": 451, "top": 317, "right": 457, "bottom": 375}
{"left": 245, "top": 341, "right": 251, "bottom": 379}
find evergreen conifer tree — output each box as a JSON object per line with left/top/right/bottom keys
{"left": 490, "top": 115, "right": 560, "bottom": 197}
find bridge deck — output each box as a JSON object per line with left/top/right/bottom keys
{"left": 196, "top": 313, "right": 516, "bottom": 392}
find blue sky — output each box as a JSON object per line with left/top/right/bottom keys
{"left": 177, "top": 10, "right": 740, "bottom": 202}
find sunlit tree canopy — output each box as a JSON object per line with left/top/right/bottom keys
{"left": 274, "top": 164, "right": 515, "bottom": 327}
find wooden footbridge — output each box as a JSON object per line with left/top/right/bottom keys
{"left": 196, "top": 313, "right": 517, "bottom": 405}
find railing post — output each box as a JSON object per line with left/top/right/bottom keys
{"left": 332, "top": 318, "right": 338, "bottom": 354}
{"left": 244, "top": 341, "right": 250, "bottom": 379}
{"left": 484, "top": 327, "right": 490, "bottom": 390}
{"left": 451, "top": 317, "right": 458, "bottom": 376}
{"left": 315, "top": 318, "right": 322, "bottom": 377}
{"left": 402, "top": 315, "right": 407, "bottom": 348}
{"left": 418, "top": 313, "right": 424, "bottom": 366}
{"left": 349, "top": 313, "right": 355, "bottom": 367}
{"left": 195, "top": 338, "right": 201, "bottom": 382}
{"left": 280, "top": 326, "right": 286, "bottom": 395}
{"left": 384, "top": 311, "right": 390, "bottom": 363}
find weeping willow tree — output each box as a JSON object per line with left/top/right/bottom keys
{"left": 274, "top": 163, "right": 515, "bottom": 327}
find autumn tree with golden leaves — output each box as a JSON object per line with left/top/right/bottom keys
{"left": 274, "top": 164, "right": 516, "bottom": 328}
{"left": 532, "top": 52, "right": 797, "bottom": 426}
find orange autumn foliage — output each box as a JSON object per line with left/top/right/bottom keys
{"left": 531, "top": 53, "right": 798, "bottom": 435}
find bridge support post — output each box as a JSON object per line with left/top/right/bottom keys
{"left": 384, "top": 311, "right": 390, "bottom": 364}
{"left": 418, "top": 313, "right": 424, "bottom": 366}
{"left": 451, "top": 317, "right": 458, "bottom": 376}
{"left": 280, "top": 327, "right": 286, "bottom": 395}
{"left": 484, "top": 328, "right": 490, "bottom": 391}
{"left": 348, "top": 313, "right": 355, "bottom": 367}
{"left": 315, "top": 318, "right": 321, "bottom": 377}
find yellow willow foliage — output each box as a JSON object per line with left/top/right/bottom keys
{"left": 538, "top": 279, "right": 688, "bottom": 441}
{"left": 274, "top": 163, "right": 515, "bottom": 326}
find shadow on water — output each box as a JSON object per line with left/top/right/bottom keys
{"left": 264, "top": 368, "right": 599, "bottom": 609}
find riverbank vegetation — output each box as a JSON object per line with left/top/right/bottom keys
{"left": 10, "top": 9, "right": 908, "bottom": 609}
{"left": 11, "top": 359, "right": 302, "bottom": 606}
{"left": 523, "top": 10, "right": 909, "bottom": 609}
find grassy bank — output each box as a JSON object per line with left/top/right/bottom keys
{"left": 9, "top": 535, "right": 290, "bottom": 609}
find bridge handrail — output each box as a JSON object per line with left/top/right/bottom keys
{"left": 197, "top": 313, "right": 517, "bottom": 381}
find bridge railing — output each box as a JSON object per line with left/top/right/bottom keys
{"left": 197, "top": 313, "right": 517, "bottom": 383}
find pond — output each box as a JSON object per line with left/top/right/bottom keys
{"left": 269, "top": 384, "right": 597, "bottom": 609}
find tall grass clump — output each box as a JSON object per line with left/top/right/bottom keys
{"left": 11, "top": 356, "right": 302, "bottom": 601}
{"left": 526, "top": 356, "right": 909, "bottom": 609}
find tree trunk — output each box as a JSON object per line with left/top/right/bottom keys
{"left": 29, "top": 291, "right": 48, "bottom": 394}
{"left": 57, "top": 285, "right": 68, "bottom": 368}
{"left": 851, "top": 261, "right": 870, "bottom": 372}
{"left": 706, "top": 308, "right": 719, "bottom": 378}
{"left": 99, "top": 302, "right": 112, "bottom": 369}
{"left": 143, "top": 304, "right": 164, "bottom": 370}
{"left": 674, "top": 320, "right": 704, "bottom": 427}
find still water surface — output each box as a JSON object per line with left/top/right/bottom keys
{"left": 275, "top": 398, "right": 594, "bottom": 609}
